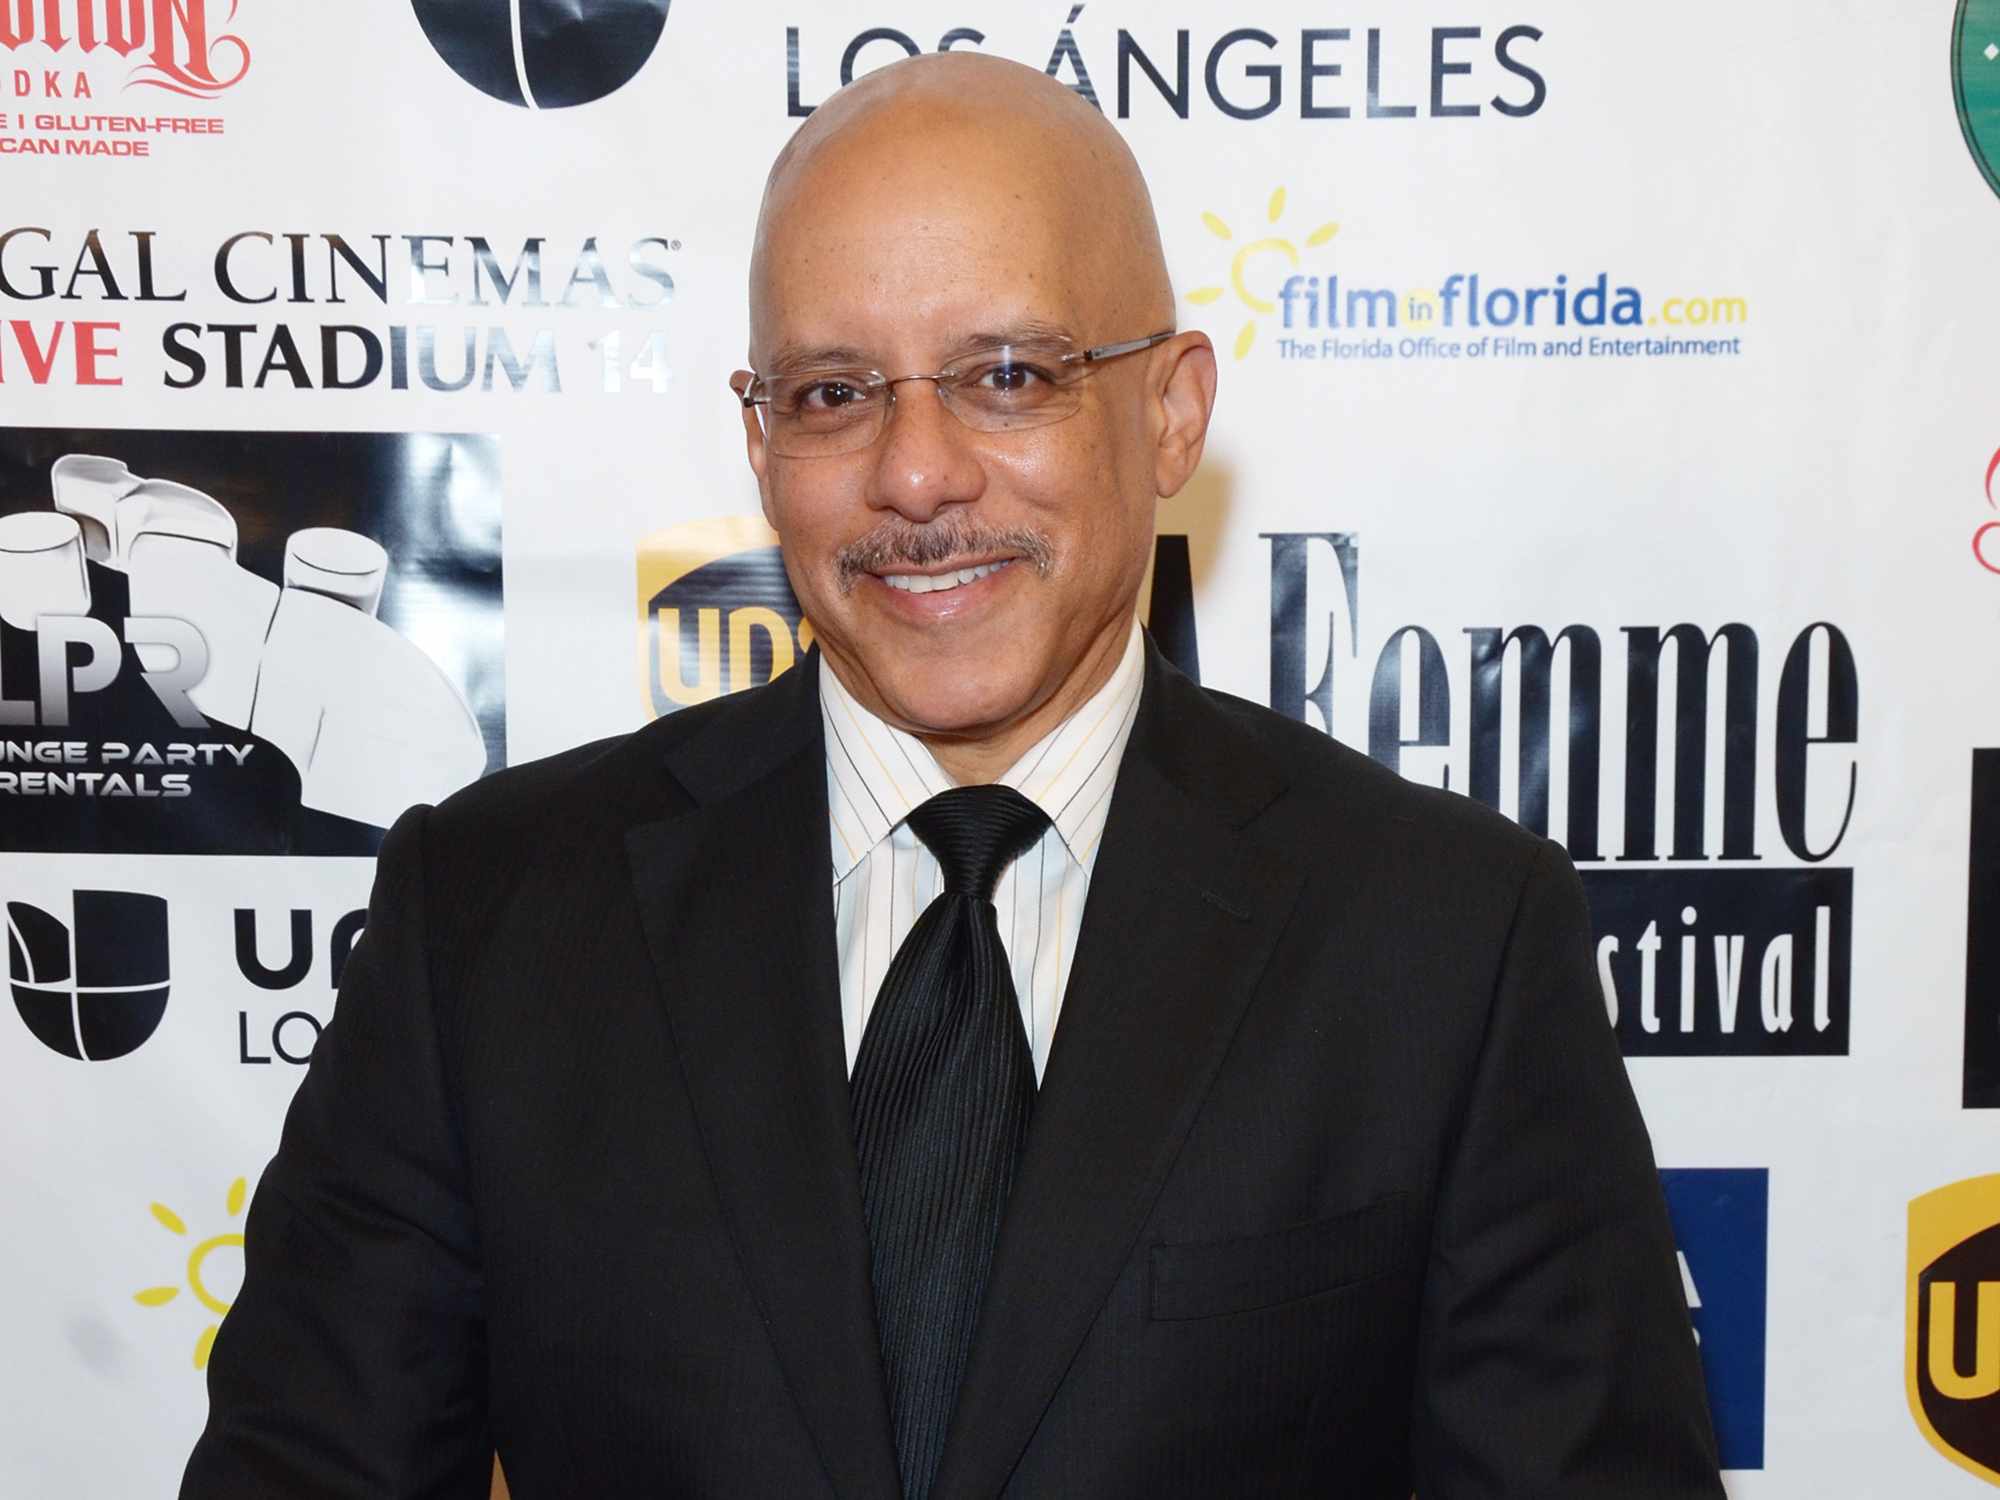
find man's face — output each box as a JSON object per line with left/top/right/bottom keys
{"left": 744, "top": 145, "right": 1164, "bottom": 745}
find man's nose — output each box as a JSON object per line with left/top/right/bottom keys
{"left": 865, "top": 378, "right": 986, "bottom": 522}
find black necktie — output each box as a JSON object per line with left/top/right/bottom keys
{"left": 850, "top": 784, "right": 1051, "bottom": 1500}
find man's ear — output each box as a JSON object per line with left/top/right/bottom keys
{"left": 734, "top": 386, "right": 777, "bottom": 524}
{"left": 1151, "top": 332, "right": 1218, "bottom": 499}
{"left": 734, "top": 376, "right": 768, "bottom": 462}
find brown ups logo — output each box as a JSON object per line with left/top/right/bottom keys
{"left": 1908, "top": 1174, "right": 2000, "bottom": 1486}
{"left": 634, "top": 516, "right": 812, "bottom": 720}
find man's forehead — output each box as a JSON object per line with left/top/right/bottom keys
{"left": 760, "top": 54, "right": 1104, "bottom": 214}
{"left": 748, "top": 54, "right": 1172, "bottom": 365}
{"left": 762, "top": 317, "right": 1086, "bottom": 375}
{"left": 752, "top": 193, "right": 1102, "bottom": 366}
{"left": 758, "top": 151, "right": 1081, "bottom": 272}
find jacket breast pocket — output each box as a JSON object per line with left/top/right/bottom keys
{"left": 1147, "top": 1194, "right": 1410, "bottom": 1322}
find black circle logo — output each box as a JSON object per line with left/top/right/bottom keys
{"left": 411, "top": 0, "right": 672, "bottom": 110}
{"left": 8, "top": 891, "right": 170, "bottom": 1061}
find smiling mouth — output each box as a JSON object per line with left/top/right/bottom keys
{"left": 878, "top": 559, "right": 1015, "bottom": 595}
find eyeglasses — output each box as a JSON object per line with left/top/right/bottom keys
{"left": 731, "top": 330, "right": 1176, "bottom": 458}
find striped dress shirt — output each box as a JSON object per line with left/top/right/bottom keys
{"left": 820, "top": 620, "right": 1145, "bottom": 1082}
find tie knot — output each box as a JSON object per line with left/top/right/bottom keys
{"left": 906, "top": 785, "right": 1052, "bottom": 901}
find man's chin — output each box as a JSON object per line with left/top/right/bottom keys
{"left": 876, "top": 688, "right": 1036, "bottom": 744}
{"left": 848, "top": 658, "right": 1046, "bottom": 741}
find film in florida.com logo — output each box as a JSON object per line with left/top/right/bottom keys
{"left": 1186, "top": 189, "right": 1750, "bottom": 366}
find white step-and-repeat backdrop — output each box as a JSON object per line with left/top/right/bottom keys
{"left": 2, "top": 3, "right": 1998, "bottom": 1495}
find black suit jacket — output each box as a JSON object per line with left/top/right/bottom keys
{"left": 183, "top": 641, "right": 1723, "bottom": 1499}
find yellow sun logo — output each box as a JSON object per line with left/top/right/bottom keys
{"left": 1187, "top": 188, "right": 1339, "bottom": 360}
{"left": 134, "top": 1177, "right": 248, "bottom": 1370}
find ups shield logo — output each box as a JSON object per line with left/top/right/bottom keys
{"left": 636, "top": 516, "right": 814, "bottom": 720}
{"left": 1908, "top": 1174, "right": 2000, "bottom": 1486}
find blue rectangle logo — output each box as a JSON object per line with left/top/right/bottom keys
{"left": 1660, "top": 1168, "right": 1769, "bottom": 1470}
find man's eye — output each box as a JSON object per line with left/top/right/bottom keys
{"left": 967, "top": 361, "right": 1052, "bottom": 393}
{"left": 795, "top": 379, "right": 869, "bottom": 410}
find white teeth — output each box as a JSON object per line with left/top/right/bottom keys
{"left": 882, "top": 560, "right": 1008, "bottom": 594}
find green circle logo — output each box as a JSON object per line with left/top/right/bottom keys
{"left": 1956, "top": 0, "right": 2000, "bottom": 198}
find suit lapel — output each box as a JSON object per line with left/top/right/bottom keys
{"left": 931, "top": 647, "right": 1306, "bottom": 1500}
{"left": 624, "top": 657, "right": 901, "bottom": 1500}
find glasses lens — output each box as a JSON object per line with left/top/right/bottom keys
{"left": 942, "top": 346, "right": 1082, "bottom": 431}
{"left": 765, "top": 372, "right": 884, "bottom": 455}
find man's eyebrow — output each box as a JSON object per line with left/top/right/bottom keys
{"left": 762, "top": 322, "right": 1081, "bottom": 375}
{"left": 764, "top": 342, "right": 876, "bottom": 375}
{"left": 946, "top": 320, "right": 1079, "bottom": 353}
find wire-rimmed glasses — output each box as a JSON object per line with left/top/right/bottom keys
{"left": 731, "top": 330, "right": 1175, "bottom": 458}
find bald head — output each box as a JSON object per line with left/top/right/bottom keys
{"left": 748, "top": 52, "right": 1173, "bottom": 364}
{"left": 736, "top": 52, "right": 1217, "bottom": 780}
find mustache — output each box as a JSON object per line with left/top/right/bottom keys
{"left": 834, "top": 518, "right": 1055, "bottom": 593}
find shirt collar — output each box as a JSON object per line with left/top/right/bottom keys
{"left": 821, "top": 618, "right": 1146, "bottom": 882}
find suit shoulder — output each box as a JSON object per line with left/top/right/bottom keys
{"left": 414, "top": 670, "right": 803, "bottom": 869}
{"left": 426, "top": 729, "right": 631, "bottom": 838}
{"left": 416, "top": 704, "right": 706, "bottom": 859}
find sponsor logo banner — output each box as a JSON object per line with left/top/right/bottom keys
{"left": 411, "top": 0, "right": 672, "bottom": 110}
{"left": 231, "top": 900, "right": 363, "bottom": 1066}
{"left": 0, "top": 427, "right": 504, "bottom": 853}
{"left": 7, "top": 886, "right": 168, "bottom": 1060}
{"left": 1969, "top": 749, "right": 2000, "bottom": 1108}
{"left": 1267, "top": 532, "right": 1859, "bottom": 1057}
{"left": 1190, "top": 188, "right": 1749, "bottom": 366}
{"left": 131, "top": 1177, "right": 248, "bottom": 1371}
{"left": 1661, "top": 1168, "right": 1769, "bottom": 1472}
{"left": 784, "top": 16, "right": 1547, "bottom": 123}
{"left": 1978, "top": 444, "right": 2000, "bottom": 576}
{"left": 1957, "top": 0, "right": 2000, "bottom": 201}
{"left": 1593, "top": 869, "right": 1849, "bottom": 1057}
{"left": 635, "top": 515, "right": 810, "bottom": 718}
{"left": 0, "top": 228, "right": 683, "bottom": 398}
{"left": 1907, "top": 1174, "right": 2000, "bottom": 1486}
{"left": 0, "top": 0, "right": 251, "bottom": 160}
{"left": 17, "top": 876, "right": 371, "bottom": 1071}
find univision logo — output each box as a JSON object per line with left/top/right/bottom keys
{"left": 7, "top": 890, "right": 170, "bottom": 1060}
{"left": 411, "top": 0, "right": 671, "bottom": 110}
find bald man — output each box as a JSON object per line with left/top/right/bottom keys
{"left": 184, "top": 55, "right": 1723, "bottom": 1500}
